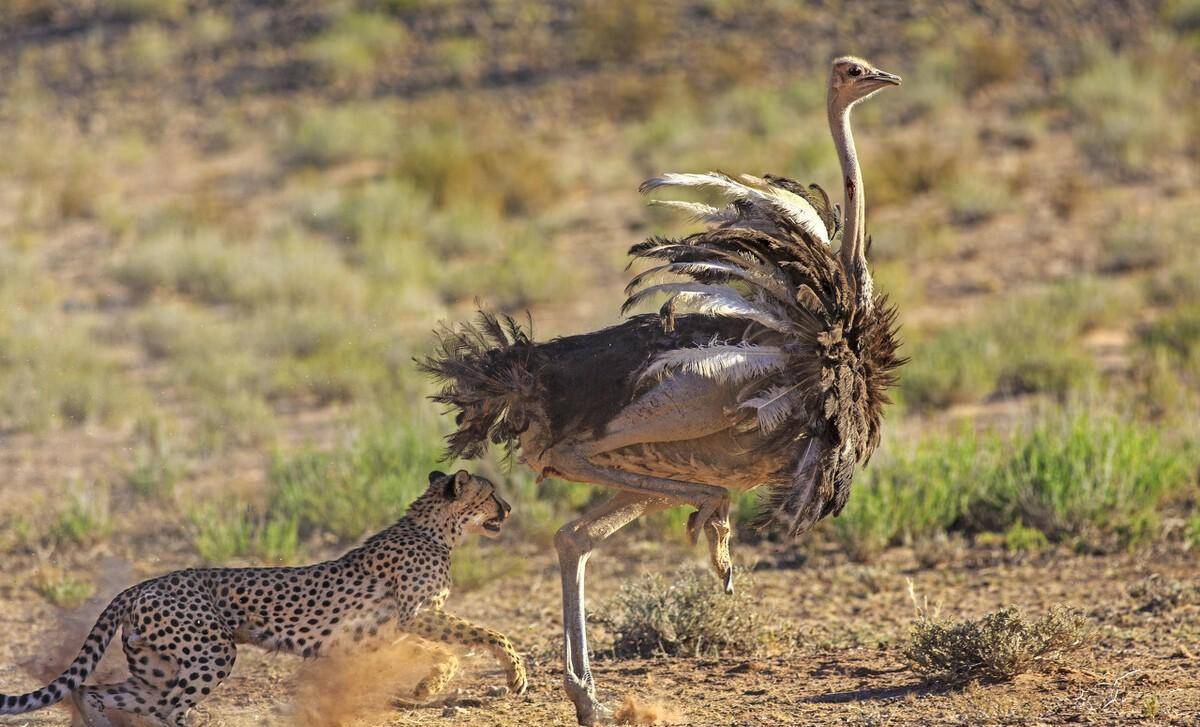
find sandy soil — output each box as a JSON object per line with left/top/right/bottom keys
{"left": 1, "top": 535, "right": 1196, "bottom": 726}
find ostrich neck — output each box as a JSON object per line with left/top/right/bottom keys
{"left": 829, "top": 102, "right": 865, "bottom": 283}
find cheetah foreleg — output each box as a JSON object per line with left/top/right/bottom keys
{"left": 411, "top": 644, "right": 460, "bottom": 701}
{"left": 406, "top": 610, "right": 527, "bottom": 696}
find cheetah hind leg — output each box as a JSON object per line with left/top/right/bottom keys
{"left": 71, "top": 683, "right": 170, "bottom": 727}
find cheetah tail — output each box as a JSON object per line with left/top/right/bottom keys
{"left": 0, "top": 590, "right": 129, "bottom": 715}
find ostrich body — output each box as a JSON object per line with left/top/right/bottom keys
{"left": 422, "top": 57, "right": 903, "bottom": 725}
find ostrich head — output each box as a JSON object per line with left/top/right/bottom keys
{"left": 828, "top": 56, "right": 902, "bottom": 108}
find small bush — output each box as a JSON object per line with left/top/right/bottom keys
{"left": 1140, "top": 304, "right": 1200, "bottom": 367}
{"left": 48, "top": 485, "right": 111, "bottom": 549}
{"left": 577, "top": 0, "right": 670, "bottom": 64}
{"left": 1186, "top": 516, "right": 1200, "bottom": 550}
{"left": 900, "top": 281, "right": 1111, "bottom": 411}
{"left": 125, "top": 23, "right": 178, "bottom": 77}
{"left": 1066, "top": 50, "right": 1188, "bottom": 178}
{"left": 1002, "top": 522, "right": 1049, "bottom": 552}
{"left": 34, "top": 567, "right": 94, "bottom": 609}
{"left": 189, "top": 502, "right": 256, "bottom": 563}
{"left": 265, "top": 421, "right": 443, "bottom": 542}
{"left": 305, "top": 12, "right": 408, "bottom": 85}
{"left": 280, "top": 103, "right": 400, "bottom": 167}
{"left": 1099, "top": 212, "right": 1175, "bottom": 274}
{"left": 116, "top": 229, "right": 364, "bottom": 311}
{"left": 596, "top": 568, "right": 790, "bottom": 658}
{"left": 906, "top": 605, "right": 1090, "bottom": 683}
{"left": 0, "top": 313, "right": 144, "bottom": 432}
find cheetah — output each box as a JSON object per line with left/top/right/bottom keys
{"left": 0, "top": 469, "right": 527, "bottom": 726}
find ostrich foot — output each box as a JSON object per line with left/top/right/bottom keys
{"left": 565, "top": 674, "right": 612, "bottom": 726}
{"left": 687, "top": 500, "right": 733, "bottom": 594}
{"left": 684, "top": 493, "right": 730, "bottom": 546}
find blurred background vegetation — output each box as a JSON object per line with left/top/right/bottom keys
{"left": 0, "top": 0, "right": 1197, "bottom": 604}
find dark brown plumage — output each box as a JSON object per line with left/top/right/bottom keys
{"left": 422, "top": 173, "right": 904, "bottom": 538}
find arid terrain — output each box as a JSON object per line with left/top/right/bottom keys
{"left": 0, "top": 1, "right": 1197, "bottom": 725}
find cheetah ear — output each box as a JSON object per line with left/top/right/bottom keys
{"left": 445, "top": 469, "right": 469, "bottom": 500}
{"left": 428, "top": 470, "right": 447, "bottom": 486}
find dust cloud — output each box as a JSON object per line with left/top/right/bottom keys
{"left": 614, "top": 693, "right": 683, "bottom": 725}
{"left": 286, "top": 637, "right": 437, "bottom": 727}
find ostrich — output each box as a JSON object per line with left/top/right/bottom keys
{"left": 421, "top": 56, "right": 903, "bottom": 725}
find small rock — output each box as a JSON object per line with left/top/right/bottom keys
{"left": 485, "top": 685, "right": 509, "bottom": 698}
{"left": 442, "top": 706, "right": 459, "bottom": 719}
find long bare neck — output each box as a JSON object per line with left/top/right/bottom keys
{"left": 828, "top": 97, "right": 873, "bottom": 311}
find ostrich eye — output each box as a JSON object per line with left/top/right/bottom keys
{"left": 848, "top": 67, "right": 862, "bottom": 77}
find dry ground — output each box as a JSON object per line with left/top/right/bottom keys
{"left": 0, "top": 536, "right": 1197, "bottom": 726}
{"left": 0, "top": 2, "right": 1198, "bottom": 726}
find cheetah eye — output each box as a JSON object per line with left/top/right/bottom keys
{"left": 848, "top": 66, "right": 862, "bottom": 77}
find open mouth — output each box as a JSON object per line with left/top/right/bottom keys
{"left": 482, "top": 518, "right": 504, "bottom": 534}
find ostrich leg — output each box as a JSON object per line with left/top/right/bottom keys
{"left": 555, "top": 492, "right": 670, "bottom": 725}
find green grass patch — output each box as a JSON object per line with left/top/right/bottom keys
{"left": 0, "top": 303, "right": 145, "bottom": 432}
{"left": 305, "top": 11, "right": 408, "bottom": 85}
{"left": 449, "top": 540, "right": 527, "bottom": 592}
{"left": 835, "top": 411, "right": 1193, "bottom": 561}
{"left": 48, "top": 485, "right": 112, "bottom": 549}
{"left": 1065, "top": 47, "right": 1190, "bottom": 179}
{"left": 280, "top": 102, "right": 401, "bottom": 167}
{"left": 34, "top": 568, "right": 94, "bottom": 609}
{"left": 834, "top": 431, "right": 981, "bottom": 562}
{"left": 899, "top": 281, "right": 1116, "bottom": 411}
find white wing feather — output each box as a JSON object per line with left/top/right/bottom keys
{"left": 641, "top": 344, "right": 788, "bottom": 384}
{"left": 641, "top": 171, "right": 830, "bottom": 246}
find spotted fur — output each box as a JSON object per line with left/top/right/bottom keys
{"left": 0, "top": 470, "right": 526, "bottom": 726}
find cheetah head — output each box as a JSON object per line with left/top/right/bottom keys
{"left": 427, "top": 469, "right": 511, "bottom": 539}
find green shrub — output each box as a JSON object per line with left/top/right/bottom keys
{"left": 900, "top": 282, "right": 1110, "bottom": 411}
{"left": 1003, "top": 522, "right": 1049, "bottom": 552}
{"left": 577, "top": 0, "right": 670, "bottom": 64}
{"left": 1141, "top": 304, "right": 1200, "bottom": 365}
{"left": 305, "top": 12, "right": 407, "bottom": 84}
{"left": 906, "top": 605, "right": 1090, "bottom": 683}
{"left": 0, "top": 313, "right": 144, "bottom": 431}
{"left": 189, "top": 502, "right": 256, "bottom": 563}
{"left": 1185, "top": 516, "right": 1200, "bottom": 550}
{"left": 280, "top": 103, "right": 401, "bottom": 167}
{"left": 116, "top": 229, "right": 364, "bottom": 311}
{"left": 34, "top": 569, "right": 94, "bottom": 609}
{"left": 1066, "top": 50, "right": 1188, "bottom": 178}
{"left": 49, "top": 485, "right": 111, "bottom": 549}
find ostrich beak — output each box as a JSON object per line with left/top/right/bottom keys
{"left": 867, "top": 69, "right": 902, "bottom": 86}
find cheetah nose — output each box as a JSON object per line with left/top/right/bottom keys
{"left": 495, "top": 495, "right": 512, "bottom": 519}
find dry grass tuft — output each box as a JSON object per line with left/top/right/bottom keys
{"left": 597, "top": 567, "right": 791, "bottom": 658}
{"left": 614, "top": 693, "right": 682, "bottom": 725}
{"left": 906, "top": 605, "right": 1091, "bottom": 684}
